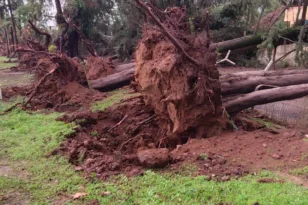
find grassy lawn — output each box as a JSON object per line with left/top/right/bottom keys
{"left": 1, "top": 96, "right": 308, "bottom": 204}
{"left": 0, "top": 56, "right": 18, "bottom": 70}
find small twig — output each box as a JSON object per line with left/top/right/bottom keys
{"left": 274, "top": 49, "right": 296, "bottom": 63}
{"left": 108, "top": 114, "right": 129, "bottom": 132}
{"left": 7, "top": 50, "right": 17, "bottom": 62}
{"left": 136, "top": 115, "right": 156, "bottom": 125}
{"left": 118, "top": 133, "right": 150, "bottom": 151}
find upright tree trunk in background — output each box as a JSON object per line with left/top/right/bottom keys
{"left": 3, "top": 27, "right": 10, "bottom": 57}
{"left": 301, "top": 0, "right": 308, "bottom": 25}
{"left": 9, "top": 26, "right": 14, "bottom": 52}
{"left": 296, "top": 0, "right": 302, "bottom": 25}
{"left": 7, "top": 0, "right": 18, "bottom": 48}
{"left": 54, "top": 0, "right": 79, "bottom": 57}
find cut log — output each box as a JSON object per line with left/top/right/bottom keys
{"left": 220, "top": 69, "right": 308, "bottom": 81}
{"left": 221, "top": 73, "right": 308, "bottom": 96}
{"left": 89, "top": 68, "right": 135, "bottom": 91}
{"left": 225, "top": 84, "right": 308, "bottom": 114}
{"left": 114, "top": 63, "right": 136, "bottom": 72}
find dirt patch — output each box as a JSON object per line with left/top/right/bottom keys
{"left": 170, "top": 128, "right": 308, "bottom": 179}
{"left": 57, "top": 98, "right": 160, "bottom": 178}
{"left": 0, "top": 191, "right": 30, "bottom": 205}
{"left": 57, "top": 97, "right": 308, "bottom": 180}
{"left": 30, "top": 82, "right": 104, "bottom": 112}
{"left": 85, "top": 56, "right": 114, "bottom": 80}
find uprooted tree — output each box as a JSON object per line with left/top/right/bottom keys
{"left": 134, "top": 2, "right": 226, "bottom": 140}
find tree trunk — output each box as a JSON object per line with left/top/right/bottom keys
{"left": 3, "top": 27, "right": 10, "bottom": 57}
{"left": 211, "top": 27, "right": 300, "bottom": 53}
{"left": 220, "top": 69, "right": 308, "bottom": 80}
{"left": 9, "top": 26, "right": 14, "bottom": 52}
{"left": 7, "top": 0, "right": 18, "bottom": 47}
{"left": 301, "top": 0, "right": 308, "bottom": 25}
{"left": 225, "top": 84, "right": 308, "bottom": 114}
{"left": 221, "top": 72, "right": 308, "bottom": 96}
{"left": 89, "top": 68, "right": 135, "bottom": 91}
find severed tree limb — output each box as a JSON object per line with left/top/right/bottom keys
{"left": 135, "top": 0, "right": 200, "bottom": 67}
{"left": 28, "top": 20, "right": 52, "bottom": 50}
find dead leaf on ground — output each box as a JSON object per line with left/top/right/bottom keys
{"left": 72, "top": 192, "right": 87, "bottom": 199}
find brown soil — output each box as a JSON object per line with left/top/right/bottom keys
{"left": 57, "top": 98, "right": 308, "bottom": 180}
{"left": 135, "top": 7, "right": 225, "bottom": 141}
{"left": 30, "top": 82, "right": 104, "bottom": 112}
{"left": 85, "top": 56, "right": 114, "bottom": 80}
{"left": 2, "top": 55, "right": 104, "bottom": 112}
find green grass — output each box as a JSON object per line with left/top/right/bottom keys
{"left": 1, "top": 104, "right": 308, "bottom": 204}
{"left": 91, "top": 88, "right": 140, "bottom": 112}
{"left": 290, "top": 166, "right": 308, "bottom": 177}
{"left": 0, "top": 96, "right": 24, "bottom": 112}
{"left": 248, "top": 116, "right": 281, "bottom": 131}
{"left": 0, "top": 56, "right": 18, "bottom": 70}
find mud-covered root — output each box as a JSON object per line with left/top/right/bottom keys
{"left": 85, "top": 56, "right": 115, "bottom": 80}
{"left": 135, "top": 5, "right": 226, "bottom": 139}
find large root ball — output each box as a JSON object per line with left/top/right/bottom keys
{"left": 135, "top": 24, "right": 225, "bottom": 140}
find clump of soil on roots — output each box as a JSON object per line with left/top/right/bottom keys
{"left": 8, "top": 53, "right": 105, "bottom": 112}
{"left": 135, "top": 6, "right": 226, "bottom": 142}
{"left": 85, "top": 56, "right": 115, "bottom": 80}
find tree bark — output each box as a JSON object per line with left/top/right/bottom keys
{"left": 89, "top": 66, "right": 308, "bottom": 97}
{"left": 211, "top": 27, "right": 300, "bottom": 53}
{"left": 7, "top": 0, "right": 18, "bottom": 47}
{"left": 301, "top": 0, "right": 308, "bottom": 25}
{"left": 221, "top": 72, "right": 308, "bottom": 96}
{"left": 220, "top": 69, "right": 308, "bottom": 80}
{"left": 89, "top": 68, "right": 135, "bottom": 91}
{"left": 3, "top": 27, "right": 10, "bottom": 57}
{"left": 225, "top": 84, "right": 308, "bottom": 114}
{"left": 9, "top": 26, "right": 14, "bottom": 51}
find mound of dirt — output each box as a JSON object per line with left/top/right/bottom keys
{"left": 4, "top": 52, "right": 102, "bottom": 112}
{"left": 30, "top": 82, "right": 104, "bottom": 112}
{"left": 58, "top": 98, "right": 160, "bottom": 178}
{"left": 135, "top": 7, "right": 225, "bottom": 140}
{"left": 85, "top": 56, "right": 115, "bottom": 80}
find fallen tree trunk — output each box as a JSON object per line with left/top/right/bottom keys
{"left": 225, "top": 84, "right": 308, "bottom": 114}
{"left": 221, "top": 73, "right": 308, "bottom": 95}
{"left": 89, "top": 68, "right": 135, "bottom": 91}
{"left": 211, "top": 27, "right": 300, "bottom": 53}
{"left": 220, "top": 69, "right": 308, "bottom": 81}
{"left": 114, "top": 62, "right": 135, "bottom": 72}
{"left": 90, "top": 68, "right": 308, "bottom": 96}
